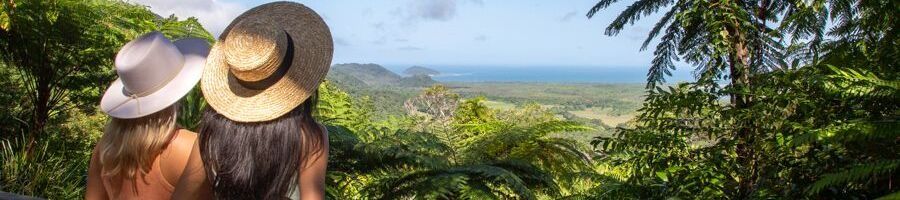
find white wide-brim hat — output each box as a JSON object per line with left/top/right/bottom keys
{"left": 100, "top": 32, "right": 210, "bottom": 119}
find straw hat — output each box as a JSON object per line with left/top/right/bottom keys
{"left": 201, "top": 2, "right": 333, "bottom": 122}
{"left": 100, "top": 32, "right": 210, "bottom": 119}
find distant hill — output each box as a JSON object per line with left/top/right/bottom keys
{"left": 327, "top": 63, "right": 437, "bottom": 88}
{"left": 398, "top": 74, "right": 437, "bottom": 87}
{"left": 325, "top": 63, "right": 435, "bottom": 116}
{"left": 330, "top": 63, "right": 401, "bottom": 86}
{"left": 403, "top": 66, "right": 440, "bottom": 76}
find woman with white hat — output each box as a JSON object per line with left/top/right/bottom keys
{"left": 85, "top": 32, "right": 210, "bottom": 199}
{"left": 171, "top": 2, "right": 332, "bottom": 199}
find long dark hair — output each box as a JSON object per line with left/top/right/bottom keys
{"left": 198, "top": 92, "right": 324, "bottom": 199}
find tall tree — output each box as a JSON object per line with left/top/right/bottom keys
{"left": 405, "top": 84, "right": 461, "bottom": 142}
{"left": 588, "top": 0, "right": 899, "bottom": 198}
{"left": 585, "top": 0, "right": 811, "bottom": 197}
{"left": 0, "top": 0, "right": 213, "bottom": 148}
{"left": 786, "top": 0, "right": 900, "bottom": 197}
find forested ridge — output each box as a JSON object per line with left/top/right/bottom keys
{"left": 0, "top": 0, "right": 897, "bottom": 199}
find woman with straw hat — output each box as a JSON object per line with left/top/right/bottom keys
{"left": 172, "top": 2, "right": 332, "bottom": 199}
{"left": 85, "top": 32, "right": 210, "bottom": 199}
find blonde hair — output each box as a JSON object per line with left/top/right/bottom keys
{"left": 99, "top": 105, "right": 178, "bottom": 178}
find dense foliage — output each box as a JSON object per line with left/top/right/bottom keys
{"left": 0, "top": 0, "right": 895, "bottom": 199}
{"left": 0, "top": 0, "right": 212, "bottom": 198}
{"left": 319, "top": 82, "right": 600, "bottom": 199}
{"left": 588, "top": 0, "right": 899, "bottom": 198}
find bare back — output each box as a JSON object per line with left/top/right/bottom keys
{"left": 86, "top": 129, "right": 198, "bottom": 200}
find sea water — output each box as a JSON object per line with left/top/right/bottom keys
{"left": 386, "top": 65, "right": 695, "bottom": 83}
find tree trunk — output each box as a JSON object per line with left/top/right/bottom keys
{"left": 733, "top": 1, "right": 771, "bottom": 198}
{"left": 29, "top": 81, "right": 50, "bottom": 145}
{"left": 27, "top": 59, "right": 52, "bottom": 155}
{"left": 728, "top": 25, "right": 755, "bottom": 199}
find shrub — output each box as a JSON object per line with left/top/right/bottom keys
{"left": 0, "top": 137, "right": 87, "bottom": 199}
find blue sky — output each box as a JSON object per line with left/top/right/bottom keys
{"left": 133, "top": 0, "right": 667, "bottom": 68}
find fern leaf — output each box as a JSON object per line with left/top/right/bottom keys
{"left": 808, "top": 160, "right": 900, "bottom": 195}
{"left": 876, "top": 191, "right": 900, "bottom": 200}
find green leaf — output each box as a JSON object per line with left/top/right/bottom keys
{"left": 876, "top": 191, "right": 900, "bottom": 200}
{"left": 656, "top": 171, "right": 669, "bottom": 182}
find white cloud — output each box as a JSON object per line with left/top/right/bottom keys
{"left": 408, "top": 0, "right": 457, "bottom": 21}
{"left": 397, "top": 0, "right": 483, "bottom": 25}
{"left": 128, "top": 0, "right": 246, "bottom": 37}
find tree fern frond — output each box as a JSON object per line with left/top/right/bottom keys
{"left": 791, "top": 120, "right": 900, "bottom": 146}
{"left": 461, "top": 165, "right": 538, "bottom": 199}
{"left": 541, "top": 138, "right": 594, "bottom": 164}
{"left": 523, "top": 121, "right": 594, "bottom": 137}
{"left": 808, "top": 160, "right": 900, "bottom": 195}
{"left": 368, "top": 162, "right": 551, "bottom": 200}
{"left": 828, "top": 65, "right": 900, "bottom": 89}
{"left": 486, "top": 160, "right": 560, "bottom": 197}
{"left": 876, "top": 191, "right": 900, "bottom": 200}
{"left": 641, "top": 1, "right": 681, "bottom": 50}
{"left": 605, "top": 0, "right": 675, "bottom": 36}
{"left": 823, "top": 65, "right": 900, "bottom": 98}
{"left": 647, "top": 22, "right": 681, "bottom": 88}
{"left": 460, "top": 183, "right": 500, "bottom": 200}
{"left": 586, "top": 0, "right": 623, "bottom": 18}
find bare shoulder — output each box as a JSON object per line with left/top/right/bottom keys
{"left": 160, "top": 129, "right": 199, "bottom": 184}
{"left": 299, "top": 123, "right": 329, "bottom": 170}
{"left": 160, "top": 129, "right": 197, "bottom": 162}
{"left": 170, "top": 129, "right": 198, "bottom": 153}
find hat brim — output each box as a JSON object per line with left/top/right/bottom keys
{"left": 100, "top": 38, "right": 210, "bottom": 119}
{"left": 201, "top": 2, "right": 333, "bottom": 122}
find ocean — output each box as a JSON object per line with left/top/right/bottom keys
{"left": 385, "top": 65, "right": 695, "bottom": 83}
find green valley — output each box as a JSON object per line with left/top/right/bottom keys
{"left": 326, "top": 63, "right": 646, "bottom": 143}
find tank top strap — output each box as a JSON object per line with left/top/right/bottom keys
{"left": 152, "top": 129, "right": 182, "bottom": 192}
